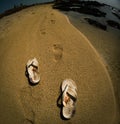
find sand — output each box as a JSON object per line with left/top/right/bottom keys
{"left": 0, "top": 4, "right": 117, "bottom": 124}
{"left": 66, "top": 11, "right": 120, "bottom": 122}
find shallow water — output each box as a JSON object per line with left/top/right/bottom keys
{"left": 90, "top": 0, "right": 120, "bottom": 9}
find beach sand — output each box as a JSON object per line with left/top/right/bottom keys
{"left": 0, "top": 4, "right": 117, "bottom": 124}
{"left": 66, "top": 11, "right": 120, "bottom": 122}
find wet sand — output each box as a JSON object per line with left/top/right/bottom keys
{"left": 66, "top": 11, "right": 120, "bottom": 121}
{"left": 0, "top": 4, "right": 117, "bottom": 124}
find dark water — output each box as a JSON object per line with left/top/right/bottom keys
{"left": 0, "top": 0, "right": 120, "bottom": 13}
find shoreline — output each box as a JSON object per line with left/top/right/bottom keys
{"left": 65, "top": 13, "right": 118, "bottom": 118}
{"left": 53, "top": 1, "right": 120, "bottom": 32}
{"left": 0, "top": 4, "right": 118, "bottom": 124}
{"left": 65, "top": 10, "right": 120, "bottom": 113}
{"left": 65, "top": 14, "right": 113, "bottom": 86}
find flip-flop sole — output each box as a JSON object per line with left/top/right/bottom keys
{"left": 63, "top": 105, "right": 75, "bottom": 119}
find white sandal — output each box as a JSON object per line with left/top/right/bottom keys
{"left": 26, "top": 58, "right": 40, "bottom": 84}
{"left": 61, "top": 79, "right": 77, "bottom": 119}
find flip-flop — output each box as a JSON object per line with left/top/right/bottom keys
{"left": 61, "top": 79, "right": 77, "bottom": 119}
{"left": 26, "top": 58, "right": 40, "bottom": 84}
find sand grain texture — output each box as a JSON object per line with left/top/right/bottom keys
{"left": 0, "top": 5, "right": 117, "bottom": 124}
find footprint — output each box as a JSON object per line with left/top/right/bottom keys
{"left": 53, "top": 44, "right": 63, "bottom": 61}
{"left": 31, "top": 12, "right": 35, "bottom": 15}
{"left": 51, "top": 13, "right": 54, "bottom": 15}
{"left": 51, "top": 19, "right": 56, "bottom": 24}
{"left": 41, "top": 31, "right": 46, "bottom": 35}
{"left": 40, "top": 29, "right": 46, "bottom": 35}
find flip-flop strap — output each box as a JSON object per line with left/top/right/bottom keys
{"left": 63, "top": 85, "right": 77, "bottom": 103}
{"left": 63, "top": 84, "right": 69, "bottom": 93}
{"left": 27, "top": 62, "right": 38, "bottom": 69}
{"left": 57, "top": 85, "right": 68, "bottom": 107}
{"left": 67, "top": 92, "right": 77, "bottom": 102}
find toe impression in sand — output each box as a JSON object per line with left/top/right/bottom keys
{"left": 61, "top": 79, "right": 77, "bottom": 119}
{"left": 26, "top": 58, "right": 40, "bottom": 85}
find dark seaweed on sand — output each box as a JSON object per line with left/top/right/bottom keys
{"left": 53, "top": 1, "right": 106, "bottom": 17}
{"left": 112, "top": 12, "right": 120, "bottom": 20}
{"left": 107, "top": 20, "right": 120, "bottom": 30}
{"left": 84, "top": 18, "right": 107, "bottom": 30}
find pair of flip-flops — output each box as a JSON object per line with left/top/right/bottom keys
{"left": 26, "top": 58, "right": 77, "bottom": 119}
{"left": 26, "top": 58, "right": 40, "bottom": 84}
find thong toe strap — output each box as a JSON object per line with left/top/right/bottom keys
{"left": 27, "top": 62, "right": 38, "bottom": 69}
{"left": 66, "top": 92, "right": 77, "bottom": 103}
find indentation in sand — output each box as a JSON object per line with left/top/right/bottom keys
{"left": 51, "top": 19, "right": 56, "bottom": 24}
{"left": 53, "top": 44, "right": 63, "bottom": 61}
{"left": 40, "top": 29, "right": 46, "bottom": 35}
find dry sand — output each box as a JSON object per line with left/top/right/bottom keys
{"left": 0, "top": 4, "right": 117, "bottom": 124}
